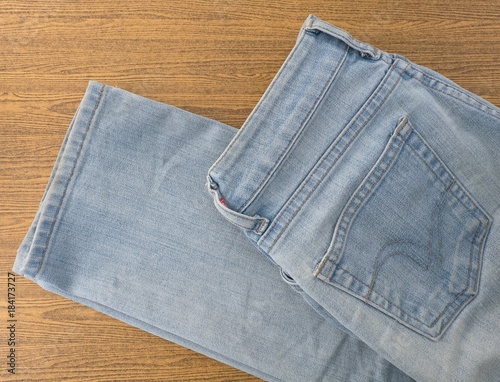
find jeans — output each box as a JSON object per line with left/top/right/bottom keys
{"left": 14, "top": 15, "right": 499, "bottom": 381}
{"left": 12, "top": 80, "right": 411, "bottom": 381}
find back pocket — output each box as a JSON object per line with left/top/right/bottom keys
{"left": 314, "top": 116, "right": 491, "bottom": 340}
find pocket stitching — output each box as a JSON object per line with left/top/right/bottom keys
{"left": 323, "top": 119, "right": 411, "bottom": 278}
{"left": 322, "top": 193, "right": 484, "bottom": 333}
{"left": 326, "top": 261, "right": 478, "bottom": 334}
{"left": 261, "top": 60, "right": 407, "bottom": 252}
{"left": 316, "top": 117, "right": 490, "bottom": 338}
{"left": 324, "top": 221, "right": 484, "bottom": 337}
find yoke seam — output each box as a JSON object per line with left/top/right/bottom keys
{"left": 262, "top": 61, "right": 406, "bottom": 253}
{"left": 408, "top": 67, "right": 500, "bottom": 120}
{"left": 240, "top": 44, "right": 350, "bottom": 213}
{"left": 207, "top": 31, "right": 309, "bottom": 195}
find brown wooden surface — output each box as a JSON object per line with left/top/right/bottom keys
{"left": 1, "top": 1, "right": 499, "bottom": 381}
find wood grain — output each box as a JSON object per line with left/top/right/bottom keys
{"left": 1, "top": 1, "right": 499, "bottom": 381}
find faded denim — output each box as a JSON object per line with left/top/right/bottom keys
{"left": 208, "top": 15, "right": 500, "bottom": 382}
{"left": 14, "top": 14, "right": 500, "bottom": 382}
{"left": 12, "top": 81, "right": 411, "bottom": 381}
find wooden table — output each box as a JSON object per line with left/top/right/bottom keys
{"left": 1, "top": 1, "right": 499, "bottom": 381}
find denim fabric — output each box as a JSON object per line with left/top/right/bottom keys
{"left": 208, "top": 15, "right": 500, "bottom": 382}
{"left": 13, "top": 81, "right": 412, "bottom": 381}
{"left": 14, "top": 13, "right": 500, "bottom": 382}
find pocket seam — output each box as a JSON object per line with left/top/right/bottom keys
{"left": 405, "top": 123, "right": 489, "bottom": 220}
{"left": 317, "top": 260, "right": 479, "bottom": 340}
{"left": 260, "top": 60, "right": 407, "bottom": 253}
{"left": 315, "top": 116, "right": 491, "bottom": 339}
{"left": 318, "top": 187, "right": 485, "bottom": 336}
{"left": 320, "top": 117, "right": 411, "bottom": 278}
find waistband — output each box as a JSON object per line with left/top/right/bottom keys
{"left": 207, "top": 14, "right": 500, "bottom": 250}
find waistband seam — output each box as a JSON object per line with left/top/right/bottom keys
{"left": 206, "top": 30, "right": 309, "bottom": 199}
{"left": 258, "top": 59, "right": 409, "bottom": 253}
{"left": 306, "top": 14, "right": 498, "bottom": 119}
{"left": 305, "top": 15, "right": 382, "bottom": 61}
{"left": 239, "top": 44, "right": 350, "bottom": 213}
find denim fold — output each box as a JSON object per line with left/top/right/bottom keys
{"left": 13, "top": 80, "right": 412, "bottom": 381}
{"left": 208, "top": 14, "right": 500, "bottom": 382}
{"left": 14, "top": 14, "right": 500, "bottom": 382}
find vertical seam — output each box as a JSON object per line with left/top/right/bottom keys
{"left": 239, "top": 45, "right": 350, "bottom": 213}
{"left": 263, "top": 61, "right": 407, "bottom": 253}
{"left": 34, "top": 84, "right": 106, "bottom": 277}
{"left": 206, "top": 31, "right": 308, "bottom": 179}
{"left": 324, "top": 129, "right": 407, "bottom": 278}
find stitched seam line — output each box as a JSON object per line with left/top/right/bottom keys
{"left": 35, "top": 84, "right": 106, "bottom": 277}
{"left": 263, "top": 61, "right": 405, "bottom": 251}
{"left": 327, "top": 263, "right": 470, "bottom": 332}
{"left": 207, "top": 32, "right": 308, "bottom": 183}
{"left": 406, "top": 129, "right": 488, "bottom": 218}
{"left": 408, "top": 67, "right": 500, "bottom": 120}
{"left": 240, "top": 44, "right": 350, "bottom": 213}
{"left": 366, "top": 181, "right": 452, "bottom": 300}
{"left": 406, "top": 143, "right": 475, "bottom": 210}
{"left": 223, "top": 214, "right": 262, "bottom": 231}
{"left": 223, "top": 217, "right": 255, "bottom": 230}
{"left": 324, "top": 130, "right": 406, "bottom": 277}
{"left": 308, "top": 24, "right": 376, "bottom": 58}
{"left": 323, "top": 137, "right": 484, "bottom": 325}
{"left": 264, "top": 67, "right": 397, "bottom": 247}
{"left": 320, "top": 132, "right": 487, "bottom": 333}
{"left": 219, "top": 204, "right": 261, "bottom": 225}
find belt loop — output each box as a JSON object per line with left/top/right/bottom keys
{"left": 304, "top": 15, "right": 381, "bottom": 60}
{"left": 206, "top": 176, "right": 269, "bottom": 235}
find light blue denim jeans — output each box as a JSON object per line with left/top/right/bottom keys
{"left": 14, "top": 14, "right": 499, "bottom": 382}
{"left": 13, "top": 83, "right": 410, "bottom": 381}
{"left": 208, "top": 15, "right": 500, "bottom": 382}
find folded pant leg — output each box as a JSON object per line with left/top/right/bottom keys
{"left": 13, "top": 81, "right": 412, "bottom": 382}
